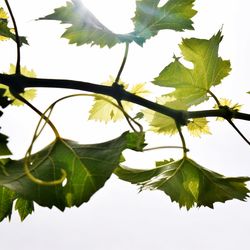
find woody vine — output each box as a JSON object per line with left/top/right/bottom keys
{"left": 0, "top": 0, "right": 250, "bottom": 222}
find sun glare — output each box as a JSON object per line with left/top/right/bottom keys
{"left": 79, "top": 0, "right": 135, "bottom": 34}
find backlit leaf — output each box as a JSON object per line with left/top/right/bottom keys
{"left": 0, "top": 132, "right": 144, "bottom": 210}
{"left": 143, "top": 96, "right": 187, "bottom": 134}
{"left": 132, "top": 0, "right": 197, "bottom": 43}
{"left": 214, "top": 98, "right": 242, "bottom": 121}
{"left": 89, "top": 77, "right": 148, "bottom": 122}
{"left": 39, "top": 0, "right": 137, "bottom": 48}
{"left": 115, "top": 157, "right": 250, "bottom": 209}
{"left": 153, "top": 31, "right": 231, "bottom": 107}
{"left": 187, "top": 118, "right": 211, "bottom": 137}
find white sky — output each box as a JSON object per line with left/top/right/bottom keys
{"left": 0, "top": 1, "right": 250, "bottom": 250}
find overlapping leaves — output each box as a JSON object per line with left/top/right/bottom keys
{"left": 153, "top": 31, "right": 231, "bottom": 107}
{"left": 39, "top": 0, "right": 196, "bottom": 47}
{"left": 0, "top": 186, "right": 34, "bottom": 222}
{"left": 0, "top": 132, "right": 145, "bottom": 219}
{"left": 115, "top": 157, "right": 250, "bottom": 209}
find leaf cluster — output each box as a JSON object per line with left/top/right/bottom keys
{"left": 0, "top": 0, "right": 249, "bottom": 222}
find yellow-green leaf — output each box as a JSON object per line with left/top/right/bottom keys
{"left": 153, "top": 31, "right": 231, "bottom": 107}
{"left": 187, "top": 118, "right": 211, "bottom": 137}
{"left": 144, "top": 96, "right": 187, "bottom": 135}
{"left": 89, "top": 77, "right": 148, "bottom": 123}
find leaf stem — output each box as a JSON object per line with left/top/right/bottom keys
{"left": 143, "top": 146, "right": 187, "bottom": 151}
{"left": 176, "top": 122, "right": 188, "bottom": 157}
{"left": 114, "top": 42, "right": 129, "bottom": 84}
{"left": 208, "top": 90, "right": 221, "bottom": 106}
{"left": 4, "top": 0, "right": 21, "bottom": 75}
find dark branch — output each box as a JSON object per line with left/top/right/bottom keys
{"left": 1, "top": 73, "right": 250, "bottom": 124}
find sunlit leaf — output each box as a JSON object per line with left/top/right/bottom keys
{"left": 0, "top": 132, "right": 144, "bottom": 210}
{"left": 154, "top": 31, "right": 231, "bottom": 107}
{"left": 89, "top": 77, "right": 148, "bottom": 122}
{"left": 115, "top": 157, "right": 250, "bottom": 209}
{"left": 213, "top": 98, "right": 242, "bottom": 121}
{"left": 0, "top": 64, "right": 37, "bottom": 106}
{"left": 132, "top": 0, "right": 197, "bottom": 43}
{"left": 39, "top": 0, "right": 138, "bottom": 48}
{"left": 187, "top": 118, "right": 211, "bottom": 137}
{"left": 143, "top": 96, "right": 187, "bottom": 134}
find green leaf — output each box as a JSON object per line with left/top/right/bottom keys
{"left": 0, "top": 132, "right": 143, "bottom": 210}
{"left": 39, "top": 0, "right": 138, "bottom": 48}
{"left": 143, "top": 96, "right": 187, "bottom": 134}
{"left": 153, "top": 31, "right": 231, "bottom": 106}
{"left": 115, "top": 157, "right": 250, "bottom": 209}
{"left": 15, "top": 198, "right": 34, "bottom": 221}
{"left": 132, "top": 0, "right": 197, "bottom": 43}
{"left": 0, "top": 186, "right": 16, "bottom": 221}
{"left": 0, "top": 185, "right": 34, "bottom": 222}
{"left": 0, "top": 133, "right": 11, "bottom": 156}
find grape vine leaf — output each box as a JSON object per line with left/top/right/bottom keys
{"left": 0, "top": 64, "right": 36, "bottom": 106}
{"left": 0, "top": 132, "right": 145, "bottom": 211}
{"left": 0, "top": 186, "right": 16, "bottom": 221}
{"left": 115, "top": 157, "right": 250, "bottom": 209}
{"left": 14, "top": 197, "right": 34, "bottom": 221}
{"left": 39, "top": 0, "right": 197, "bottom": 47}
{"left": 38, "top": 0, "right": 138, "bottom": 48}
{"left": 0, "top": 186, "right": 34, "bottom": 222}
{"left": 144, "top": 97, "right": 187, "bottom": 135}
{"left": 187, "top": 118, "right": 211, "bottom": 137}
{"left": 0, "top": 7, "right": 28, "bottom": 45}
{"left": 89, "top": 77, "right": 149, "bottom": 122}
{"left": 132, "top": 0, "right": 197, "bottom": 43}
{"left": 0, "top": 133, "right": 11, "bottom": 156}
{"left": 153, "top": 31, "right": 231, "bottom": 106}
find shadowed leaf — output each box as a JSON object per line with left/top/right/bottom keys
{"left": 0, "top": 132, "right": 145, "bottom": 211}
{"left": 115, "top": 157, "right": 250, "bottom": 209}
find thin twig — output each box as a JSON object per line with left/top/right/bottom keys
{"left": 10, "top": 89, "right": 60, "bottom": 138}
{"left": 4, "top": 0, "right": 21, "bottom": 74}
{"left": 227, "top": 119, "right": 250, "bottom": 146}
